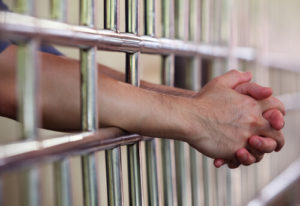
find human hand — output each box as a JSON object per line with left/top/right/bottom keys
{"left": 214, "top": 81, "right": 285, "bottom": 168}
{"left": 185, "top": 70, "right": 284, "bottom": 162}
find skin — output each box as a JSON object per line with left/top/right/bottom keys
{"left": 0, "top": 45, "right": 285, "bottom": 168}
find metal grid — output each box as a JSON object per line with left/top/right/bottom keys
{"left": 0, "top": 0, "right": 300, "bottom": 206}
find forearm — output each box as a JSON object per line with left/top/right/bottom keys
{"left": 0, "top": 45, "right": 191, "bottom": 140}
{"left": 98, "top": 64, "right": 196, "bottom": 98}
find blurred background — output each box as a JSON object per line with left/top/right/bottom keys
{"left": 0, "top": 0, "right": 299, "bottom": 205}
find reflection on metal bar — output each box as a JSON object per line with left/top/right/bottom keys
{"left": 50, "top": 2, "right": 71, "bottom": 205}
{"left": 106, "top": 147, "right": 123, "bottom": 206}
{"left": 145, "top": 140, "right": 159, "bottom": 206}
{"left": 104, "top": 0, "right": 120, "bottom": 31}
{"left": 145, "top": 0, "right": 156, "bottom": 36}
{"left": 54, "top": 159, "right": 72, "bottom": 206}
{"left": 79, "top": 1, "right": 98, "bottom": 206}
{"left": 50, "top": 0, "right": 66, "bottom": 21}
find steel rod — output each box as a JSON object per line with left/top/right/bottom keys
{"left": 145, "top": 140, "right": 159, "bottom": 206}
{"left": 50, "top": 0, "right": 66, "bottom": 22}
{"left": 106, "top": 147, "right": 123, "bottom": 206}
{"left": 79, "top": 1, "right": 99, "bottom": 206}
{"left": 104, "top": 0, "right": 120, "bottom": 31}
{"left": 15, "top": 0, "right": 40, "bottom": 204}
{"left": 104, "top": 0, "right": 123, "bottom": 205}
{"left": 54, "top": 159, "right": 72, "bottom": 206}
{"left": 125, "top": 1, "right": 142, "bottom": 205}
{"left": 144, "top": 1, "right": 159, "bottom": 205}
{"left": 0, "top": 12, "right": 256, "bottom": 60}
{"left": 50, "top": 2, "right": 72, "bottom": 205}
{"left": 144, "top": 0, "right": 156, "bottom": 36}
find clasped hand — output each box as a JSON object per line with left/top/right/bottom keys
{"left": 186, "top": 70, "right": 285, "bottom": 168}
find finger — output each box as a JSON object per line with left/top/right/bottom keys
{"left": 248, "top": 136, "right": 277, "bottom": 153}
{"left": 259, "top": 96, "right": 286, "bottom": 115}
{"left": 234, "top": 82, "right": 272, "bottom": 100}
{"left": 263, "top": 109, "right": 285, "bottom": 130}
{"left": 214, "top": 159, "right": 226, "bottom": 168}
{"left": 235, "top": 148, "right": 256, "bottom": 165}
{"left": 260, "top": 127, "right": 285, "bottom": 151}
{"left": 227, "top": 159, "right": 241, "bottom": 169}
{"left": 215, "top": 70, "right": 252, "bottom": 88}
{"left": 245, "top": 147, "right": 264, "bottom": 163}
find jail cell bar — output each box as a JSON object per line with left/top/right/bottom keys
{"left": 125, "top": 0, "right": 143, "bottom": 206}
{"left": 104, "top": 0, "right": 124, "bottom": 206}
{"left": 49, "top": 1, "right": 73, "bottom": 206}
{"left": 161, "top": 0, "right": 177, "bottom": 205}
{"left": 80, "top": 0, "right": 99, "bottom": 206}
{"left": 15, "top": 0, "right": 40, "bottom": 206}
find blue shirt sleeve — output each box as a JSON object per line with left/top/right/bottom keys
{"left": 0, "top": 0, "right": 63, "bottom": 56}
{"left": 0, "top": 0, "right": 11, "bottom": 53}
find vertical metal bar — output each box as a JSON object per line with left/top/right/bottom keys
{"left": 125, "top": 1, "right": 142, "bottom": 205}
{"left": 15, "top": 1, "right": 40, "bottom": 206}
{"left": 145, "top": 140, "right": 159, "bottom": 206}
{"left": 50, "top": 0, "right": 67, "bottom": 21}
{"left": 144, "top": 0, "right": 156, "bottom": 36}
{"left": 50, "top": 2, "right": 72, "bottom": 205}
{"left": 161, "top": 2, "right": 176, "bottom": 204}
{"left": 54, "top": 159, "right": 72, "bottom": 206}
{"left": 104, "top": 0, "right": 120, "bottom": 31}
{"left": 79, "top": 1, "right": 99, "bottom": 206}
{"left": 104, "top": 0, "right": 123, "bottom": 205}
{"left": 106, "top": 148, "right": 123, "bottom": 206}
{"left": 144, "top": 1, "right": 159, "bottom": 205}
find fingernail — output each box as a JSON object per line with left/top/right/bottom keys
{"left": 253, "top": 138, "right": 261, "bottom": 148}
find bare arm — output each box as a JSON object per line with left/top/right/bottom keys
{"left": 0, "top": 45, "right": 285, "bottom": 162}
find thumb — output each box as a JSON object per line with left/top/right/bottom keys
{"left": 217, "top": 70, "right": 252, "bottom": 88}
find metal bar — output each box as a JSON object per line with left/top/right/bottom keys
{"left": 145, "top": 140, "right": 159, "bottom": 206}
{"left": 15, "top": 0, "right": 40, "bottom": 205}
{"left": 50, "top": 0, "right": 66, "bottom": 21}
{"left": 106, "top": 147, "right": 123, "bottom": 206}
{"left": 248, "top": 158, "right": 300, "bottom": 206}
{"left": 144, "top": 1, "right": 159, "bottom": 205}
{"left": 125, "top": 0, "right": 139, "bottom": 34}
{"left": 144, "top": 0, "right": 156, "bottom": 36}
{"left": 161, "top": 1, "right": 177, "bottom": 202}
{"left": 0, "top": 12, "right": 255, "bottom": 59}
{"left": 104, "top": 0, "right": 123, "bottom": 205}
{"left": 54, "top": 159, "right": 72, "bottom": 206}
{"left": 104, "top": 0, "right": 120, "bottom": 31}
{"left": 79, "top": 1, "right": 98, "bottom": 206}
{"left": 127, "top": 143, "right": 142, "bottom": 206}
{"left": 50, "top": 2, "right": 72, "bottom": 205}
{"left": 125, "top": 1, "right": 142, "bottom": 205}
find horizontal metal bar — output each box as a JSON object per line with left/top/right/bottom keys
{"left": 1, "top": 12, "right": 298, "bottom": 73}
{"left": 247, "top": 158, "right": 300, "bottom": 206}
{"left": 0, "top": 12, "right": 251, "bottom": 58}
{"left": 0, "top": 130, "right": 151, "bottom": 173}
